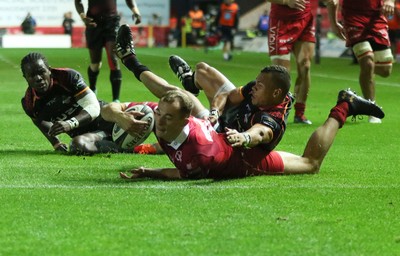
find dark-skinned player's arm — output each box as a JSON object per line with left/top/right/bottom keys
{"left": 48, "top": 88, "right": 100, "bottom": 137}
{"left": 32, "top": 118, "right": 68, "bottom": 152}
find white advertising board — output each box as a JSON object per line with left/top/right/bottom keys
{"left": 0, "top": 0, "right": 170, "bottom": 27}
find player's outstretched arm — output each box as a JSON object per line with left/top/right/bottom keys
{"left": 120, "top": 167, "right": 182, "bottom": 180}
{"left": 225, "top": 124, "right": 273, "bottom": 148}
{"left": 48, "top": 90, "right": 100, "bottom": 137}
{"left": 324, "top": 0, "right": 346, "bottom": 40}
{"left": 33, "top": 119, "right": 68, "bottom": 152}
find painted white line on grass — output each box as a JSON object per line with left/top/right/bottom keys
{"left": 312, "top": 73, "right": 400, "bottom": 88}
{"left": 0, "top": 54, "right": 19, "bottom": 69}
{"left": 0, "top": 184, "right": 399, "bottom": 190}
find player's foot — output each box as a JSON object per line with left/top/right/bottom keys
{"left": 168, "top": 55, "right": 199, "bottom": 96}
{"left": 337, "top": 89, "right": 385, "bottom": 119}
{"left": 368, "top": 116, "right": 382, "bottom": 124}
{"left": 294, "top": 115, "right": 312, "bottom": 125}
{"left": 223, "top": 53, "right": 232, "bottom": 61}
{"left": 115, "top": 24, "right": 135, "bottom": 60}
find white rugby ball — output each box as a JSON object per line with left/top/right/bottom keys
{"left": 112, "top": 104, "right": 155, "bottom": 150}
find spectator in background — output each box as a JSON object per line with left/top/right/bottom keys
{"left": 62, "top": 11, "right": 75, "bottom": 36}
{"left": 189, "top": 4, "right": 205, "bottom": 45}
{"left": 181, "top": 14, "right": 194, "bottom": 45}
{"left": 74, "top": 0, "right": 141, "bottom": 103}
{"left": 257, "top": 9, "right": 269, "bottom": 36}
{"left": 216, "top": 0, "right": 240, "bottom": 61}
{"left": 149, "top": 13, "right": 162, "bottom": 26}
{"left": 21, "top": 12, "right": 36, "bottom": 34}
{"left": 387, "top": 0, "right": 400, "bottom": 61}
{"left": 329, "top": 0, "right": 394, "bottom": 124}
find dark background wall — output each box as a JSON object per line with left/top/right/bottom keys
{"left": 170, "top": 0, "right": 265, "bottom": 20}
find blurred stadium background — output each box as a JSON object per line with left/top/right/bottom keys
{"left": 0, "top": 0, "right": 356, "bottom": 59}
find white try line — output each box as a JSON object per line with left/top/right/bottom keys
{"left": 0, "top": 54, "right": 19, "bottom": 69}
{"left": 0, "top": 183, "right": 399, "bottom": 190}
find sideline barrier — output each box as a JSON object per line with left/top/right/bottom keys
{"left": 2, "top": 34, "right": 71, "bottom": 48}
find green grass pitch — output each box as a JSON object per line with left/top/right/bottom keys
{"left": 0, "top": 47, "right": 399, "bottom": 255}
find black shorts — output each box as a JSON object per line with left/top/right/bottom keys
{"left": 219, "top": 26, "right": 234, "bottom": 42}
{"left": 389, "top": 29, "right": 400, "bottom": 43}
{"left": 85, "top": 15, "right": 120, "bottom": 49}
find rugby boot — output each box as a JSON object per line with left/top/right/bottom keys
{"left": 337, "top": 89, "right": 385, "bottom": 119}
{"left": 115, "top": 24, "right": 136, "bottom": 60}
{"left": 294, "top": 115, "right": 312, "bottom": 125}
{"left": 169, "top": 55, "right": 199, "bottom": 96}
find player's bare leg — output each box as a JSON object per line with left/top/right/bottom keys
{"left": 194, "top": 62, "right": 235, "bottom": 105}
{"left": 280, "top": 89, "right": 385, "bottom": 174}
{"left": 292, "top": 41, "right": 314, "bottom": 125}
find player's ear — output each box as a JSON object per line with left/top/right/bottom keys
{"left": 273, "top": 88, "right": 282, "bottom": 98}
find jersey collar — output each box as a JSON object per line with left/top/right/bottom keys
{"left": 167, "top": 123, "right": 190, "bottom": 150}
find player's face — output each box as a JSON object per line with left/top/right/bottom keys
{"left": 23, "top": 59, "right": 51, "bottom": 95}
{"left": 251, "top": 72, "right": 277, "bottom": 106}
{"left": 154, "top": 100, "right": 188, "bottom": 142}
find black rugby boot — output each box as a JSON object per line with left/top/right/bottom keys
{"left": 168, "top": 55, "right": 199, "bottom": 96}
{"left": 337, "top": 89, "right": 384, "bottom": 119}
{"left": 115, "top": 24, "right": 136, "bottom": 60}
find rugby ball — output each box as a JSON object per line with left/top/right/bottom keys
{"left": 112, "top": 104, "right": 155, "bottom": 150}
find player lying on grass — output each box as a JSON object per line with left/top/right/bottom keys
{"left": 20, "top": 52, "right": 148, "bottom": 155}
{"left": 115, "top": 24, "right": 294, "bottom": 155}
{"left": 102, "top": 24, "right": 385, "bottom": 179}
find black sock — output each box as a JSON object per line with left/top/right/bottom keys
{"left": 122, "top": 56, "right": 150, "bottom": 81}
{"left": 110, "top": 70, "right": 122, "bottom": 101}
{"left": 87, "top": 67, "right": 99, "bottom": 91}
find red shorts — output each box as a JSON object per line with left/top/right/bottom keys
{"left": 242, "top": 149, "right": 284, "bottom": 175}
{"left": 268, "top": 14, "right": 315, "bottom": 56}
{"left": 343, "top": 13, "right": 390, "bottom": 47}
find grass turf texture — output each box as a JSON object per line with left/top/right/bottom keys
{"left": 1, "top": 48, "right": 399, "bottom": 255}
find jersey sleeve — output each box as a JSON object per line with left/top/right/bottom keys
{"left": 69, "top": 69, "right": 87, "bottom": 96}
{"left": 251, "top": 112, "right": 281, "bottom": 133}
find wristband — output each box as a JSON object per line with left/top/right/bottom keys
{"left": 210, "top": 108, "right": 220, "bottom": 118}
{"left": 66, "top": 117, "right": 79, "bottom": 130}
{"left": 242, "top": 132, "right": 251, "bottom": 148}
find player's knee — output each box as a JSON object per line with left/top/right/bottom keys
{"left": 359, "top": 56, "right": 375, "bottom": 72}
{"left": 195, "top": 62, "right": 209, "bottom": 73}
{"left": 194, "top": 62, "right": 210, "bottom": 82}
{"left": 90, "top": 62, "right": 102, "bottom": 72}
{"left": 70, "top": 136, "right": 90, "bottom": 155}
{"left": 374, "top": 49, "right": 393, "bottom": 77}
{"left": 375, "top": 65, "right": 392, "bottom": 77}
{"left": 298, "top": 57, "right": 312, "bottom": 71}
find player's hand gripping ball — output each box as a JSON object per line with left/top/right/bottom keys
{"left": 112, "top": 104, "right": 155, "bottom": 150}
